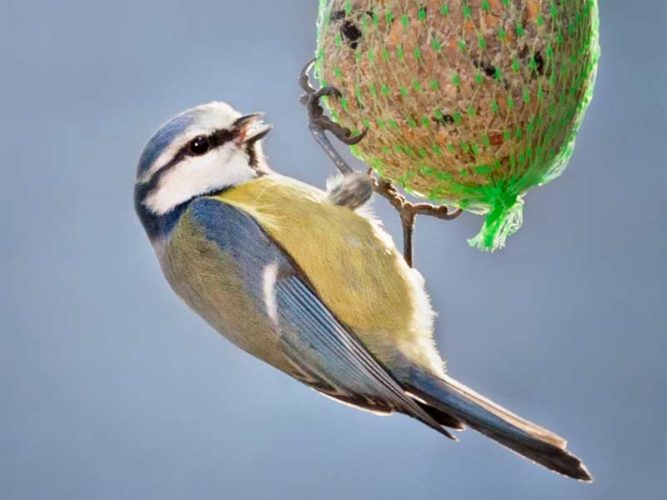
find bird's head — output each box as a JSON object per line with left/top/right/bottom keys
{"left": 135, "top": 102, "right": 272, "bottom": 224}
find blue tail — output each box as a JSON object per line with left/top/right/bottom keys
{"left": 404, "top": 367, "right": 592, "bottom": 481}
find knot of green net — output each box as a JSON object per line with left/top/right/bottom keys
{"left": 468, "top": 183, "right": 525, "bottom": 252}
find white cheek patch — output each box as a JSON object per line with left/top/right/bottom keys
{"left": 143, "top": 144, "right": 256, "bottom": 215}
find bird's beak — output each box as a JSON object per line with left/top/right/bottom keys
{"left": 233, "top": 113, "right": 272, "bottom": 145}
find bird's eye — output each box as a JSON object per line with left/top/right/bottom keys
{"left": 188, "top": 136, "right": 210, "bottom": 156}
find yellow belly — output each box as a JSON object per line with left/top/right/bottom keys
{"left": 211, "top": 174, "right": 443, "bottom": 375}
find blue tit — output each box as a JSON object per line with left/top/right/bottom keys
{"left": 134, "top": 102, "right": 591, "bottom": 481}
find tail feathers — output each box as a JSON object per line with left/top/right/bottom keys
{"left": 406, "top": 370, "right": 592, "bottom": 482}
{"left": 411, "top": 398, "right": 465, "bottom": 430}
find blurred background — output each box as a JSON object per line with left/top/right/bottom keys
{"left": 1, "top": 1, "right": 665, "bottom": 499}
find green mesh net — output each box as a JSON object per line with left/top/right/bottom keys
{"left": 315, "top": 0, "right": 600, "bottom": 251}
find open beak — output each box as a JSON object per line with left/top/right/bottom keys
{"left": 233, "top": 113, "right": 272, "bottom": 145}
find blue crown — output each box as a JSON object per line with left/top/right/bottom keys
{"left": 137, "top": 112, "right": 195, "bottom": 177}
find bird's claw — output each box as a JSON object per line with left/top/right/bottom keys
{"left": 338, "top": 126, "right": 368, "bottom": 145}
{"left": 300, "top": 59, "right": 367, "bottom": 146}
{"left": 299, "top": 59, "right": 317, "bottom": 94}
{"left": 314, "top": 86, "right": 342, "bottom": 101}
{"left": 315, "top": 118, "right": 367, "bottom": 146}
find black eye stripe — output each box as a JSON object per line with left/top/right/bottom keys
{"left": 183, "top": 128, "right": 238, "bottom": 156}
{"left": 210, "top": 128, "right": 237, "bottom": 147}
{"left": 143, "top": 126, "right": 241, "bottom": 189}
{"left": 166, "top": 127, "right": 239, "bottom": 163}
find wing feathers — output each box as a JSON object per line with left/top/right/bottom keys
{"left": 188, "top": 198, "right": 452, "bottom": 436}
{"left": 276, "top": 277, "right": 451, "bottom": 436}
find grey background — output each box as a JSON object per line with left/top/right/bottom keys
{"left": 1, "top": 1, "right": 665, "bottom": 499}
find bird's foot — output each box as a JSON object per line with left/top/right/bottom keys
{"left": 298, "top": 60, "right": 461, "bottom": 267}
{"left": 303, "top": 86, "right": 367, "bottom": 146}
{"left": 299, "top": 59, "right": 367, "bottom": 175}
{"left": 371, "top": 175, "right": 463, "bottom": 267}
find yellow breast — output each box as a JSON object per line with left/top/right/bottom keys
{"left": 211, "top": 174, "right": 443, "bottom": 375}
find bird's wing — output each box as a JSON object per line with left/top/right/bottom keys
{"left": 187, "top": 197, "right": 451, "bottom": 437}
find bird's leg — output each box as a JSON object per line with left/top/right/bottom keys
{"left": 401, "top": 210, "right": 417, "bottom": 268}
{"left": 372, "top": 176, "right": 463, "bottom": 268}
{"left": 300, "top": 59, "right": 367, "bottom": 176}
{"left": 299, "top": 59, "right": 462, "bottom": 267}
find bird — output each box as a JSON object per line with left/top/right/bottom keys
{"left": 134, "top": 101, "right": 592, "bottom": 481}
